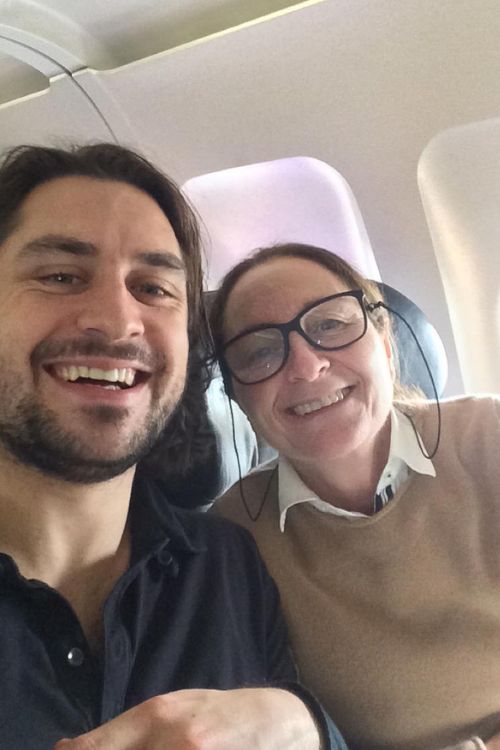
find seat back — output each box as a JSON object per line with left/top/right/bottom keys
{"left": 183, "top": 156, "right": 381, "bottom": 288}
{"left": 378, "top": 282, "right": 448, "bottom": 399}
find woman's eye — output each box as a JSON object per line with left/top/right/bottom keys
{"left": 309, "top": 317, "right": 344, "bottom": 334}
{"left": 246, "top": 347, "right": 273, "bottom": 365}
{"left": 244, "top": 344, "right": 282, "bottom": 369}
{"left": 321, "top": 318, "right": 343, "bottom": 330}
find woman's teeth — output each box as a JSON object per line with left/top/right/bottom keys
{"left": 292, "top": 388, "right": 349, "bottom": 416}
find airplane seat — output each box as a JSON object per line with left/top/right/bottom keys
{"left": 378, "top": 281, "right": 448, "bottom": 399}
{"left": 182, "top": 156, "right": 382, "bottom": 289}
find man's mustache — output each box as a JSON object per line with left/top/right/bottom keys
{"left": 30, "top": 338, "right": 167, "bottom": 372}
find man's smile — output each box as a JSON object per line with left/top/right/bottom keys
{"left": 39, "top": 358, "right": 155, "bottom": 406}
{"left": 50, "top": 363, "right": 151, "bottom": 390}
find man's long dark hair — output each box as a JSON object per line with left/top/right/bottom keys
{"left": 0, "top": 143, "right": 215, "bottom": 489}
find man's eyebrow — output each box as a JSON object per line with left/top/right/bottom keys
{"left": 136, "top": 251, "right": 186, "bottom": 273}
{"left": 18, "top": 235, "right": 186, "bottom": 273}
{"left": 19, "top": 235, "right": 96, "bottom": 258}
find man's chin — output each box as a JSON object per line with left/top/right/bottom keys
{"left": 0, "top": 434, "right": 146, "bottom": 484}
{"left": 0, "top": 411, "right": 167, "bottom": 484}
{"left": 0, "top": 380, "right": 184, "bottom": 484}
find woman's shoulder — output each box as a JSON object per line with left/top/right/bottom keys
{"left": 396, "top": 393, "right": 500, "bottom": 422}
{"left": 396, "top": 394, "right": 500, "bottom": 460}
{"left": 213, "top": 465, "right": 279, "bottom": 528}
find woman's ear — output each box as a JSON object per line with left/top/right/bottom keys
{"left": 382, "top": 330, "right": 397, "bottom": 381}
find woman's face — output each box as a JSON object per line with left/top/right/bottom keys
{"left": 223, "top": 257, "right": 394, "bottom": 467}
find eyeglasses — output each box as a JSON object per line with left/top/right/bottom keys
{"left": 222, "top": 289, "right": 369, "bottom": 384}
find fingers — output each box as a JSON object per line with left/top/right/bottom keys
{"left": 53, "top": 700, "right": 157, "bottom": 750}
{"left": 53, "top": 687, "right": 321, "bottom": 750}
{"left": 53, "top": 691, "right": 214, "bottom": 750}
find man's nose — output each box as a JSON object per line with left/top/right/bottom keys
{"left": 285, "top": 332, "right": 331, "bottom": 382}
{"left": 76, "top": 277, "right": 145, "bottom": 341}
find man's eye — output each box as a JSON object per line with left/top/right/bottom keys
{"left": 137, "top": 283, "right": 170, "bottom": 298}
{"left": 41, "top": 272, "right": 80, "bottom": 285}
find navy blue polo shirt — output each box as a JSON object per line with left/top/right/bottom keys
{"left": 0, "top": 475, "right": 346, "bottom": 750}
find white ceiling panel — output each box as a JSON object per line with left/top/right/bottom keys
{"left": 0, "top": 74, "right": 113, "bottom": 150}
{"left": 0, "top": 51, "right": 47, "bottom": 104}
{"left": 0, "top": 0, "right": 316, "bottom": 69}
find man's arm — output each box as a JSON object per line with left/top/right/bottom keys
{"left": 54, "top": 523, "right": 348, "bottom": 750}
{"left": 53, "top": 687, "right": 330, "bottom": 749}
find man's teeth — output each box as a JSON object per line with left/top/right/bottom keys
{"left": 56, "top": 365, "right": 136, "bottom": 386}
{"left": 292, "top": 389, "right": 348, "bottom": 416}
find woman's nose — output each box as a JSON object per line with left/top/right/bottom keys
{"left": 284, "top": 332, "right": 331, "bottom": 382}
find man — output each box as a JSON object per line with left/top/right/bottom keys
{"left": 0, "top": 143, "right": 346, "bottom": 750}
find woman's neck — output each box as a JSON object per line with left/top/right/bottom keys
{"left": 291, "top": 416, "right": 392, "bottom": 515}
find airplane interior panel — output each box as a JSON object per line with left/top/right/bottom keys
{"left": 419, "top": 116, "right": 500, "bottom": 393}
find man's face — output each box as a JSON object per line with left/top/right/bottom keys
{"left": 0, "top": 175, "right": 189, "bottom": 483}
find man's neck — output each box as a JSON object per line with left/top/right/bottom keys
{"left": 0, "top": 453, "right": 135, "bottom": 647}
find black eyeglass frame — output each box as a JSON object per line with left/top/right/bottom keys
{"left": 221, "top": 289, "right": 370, "bottom": 385}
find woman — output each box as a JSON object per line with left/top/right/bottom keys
{"left": 210, "top": 243, "right": 500, "bottom": 750}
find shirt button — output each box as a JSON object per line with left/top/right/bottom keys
{"left": 157, "top": 549, "right": 173, "bottom": 566}
{"left": 67, "top": 647, "right": 85, "bottom": 667}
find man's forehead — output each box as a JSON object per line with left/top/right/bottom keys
{"left": 17, "top": 175, "right": 165, "bottom": 221}
{"left": 7, "top": 175, "right": 183, "bottom": 260}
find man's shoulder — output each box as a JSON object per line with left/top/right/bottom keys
{"left": 167, "top": 501, "right": 265, "bottom": 561}
{"left": 132, "top": 475, "right": 269, "bottom": 569}
{"left": 167, "top": 503, "right": 282, "bottom": 598}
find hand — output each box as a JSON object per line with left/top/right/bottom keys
{"left": 53, "top": 687, "right": 322, "bottom": 750}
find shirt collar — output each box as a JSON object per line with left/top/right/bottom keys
{"left": 386, "top": 406, "right": 435, "bottom": 478}
{"left": 278, "top": 406, "right": 435, "bottom": 530}
{"left": 129, "top": 473, "right": 206, "bottom": 563}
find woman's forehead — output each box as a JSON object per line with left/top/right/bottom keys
{"left": 224, "top": 256, "right": 349, "bottom": 336}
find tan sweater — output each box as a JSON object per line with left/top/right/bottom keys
{"left": 216, "top": 396, "right": 500, "bottom": 750}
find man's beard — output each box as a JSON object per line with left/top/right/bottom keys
{"left": 0, "top": 395, "right": 178, "bottom": 484}
{"left": 0, "top": 338, "right": 185, "bottom": 484}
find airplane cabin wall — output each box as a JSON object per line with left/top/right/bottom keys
{"left": 419, "top": 118, "right": 500, "bottom": 394}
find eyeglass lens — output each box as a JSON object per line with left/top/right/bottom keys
{"left": 225, "top": 294, "right": 366, "bottom": 384}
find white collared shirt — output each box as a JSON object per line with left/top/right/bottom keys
{"left": 278, "top": 407, "right": 436, "bottom": 531}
